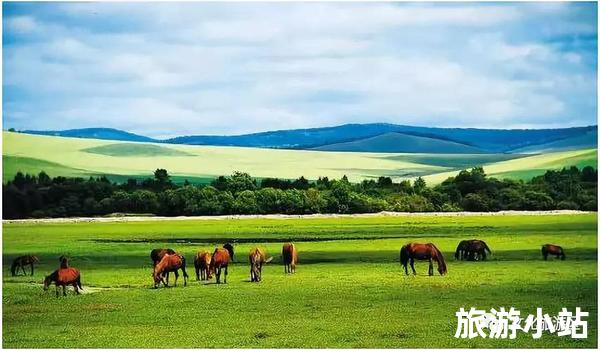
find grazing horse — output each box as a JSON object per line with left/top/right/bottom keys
{"left": 542, "top": 244, "right": 566, "bottom": 260}
{"left": 210, "top": 248, "right": 231, "bottom": 284}
{"left": 150, "top": 248, "right": 176, "bottom": 282}
{"left": 43, "top": 267, "right": 82, "bottom": 297}
{"left": 249, "top": 248, "right": 273, "bottom": 282}
{"left": 282, "top": 243, "right": 298, "bottom": 274}
{"left": 455, "top": 240, "right": 491, "bottom": 261}
{"left": 400, "top": 243, "right": 447, "bottom": 276}
{"left": 11, "top": 255, "right": 39, "bottom": 276}
{"left": 194, "top": 251, "right": 212, "bottom": 281}
{"left": 223, "top": 243, "right": 235, "bottom": 262}
{"left": 153, "top": 254, "right": 188, "bottom": 288}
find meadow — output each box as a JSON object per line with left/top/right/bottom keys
{"left": 3, "top": 131, "right": 597, "bottom": 184}
{"left": 2, "top": 213, "right": 597, "bottom": 348}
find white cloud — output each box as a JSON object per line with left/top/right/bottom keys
{"left": 2, "top": 2, "right": 597, "bottom": 137}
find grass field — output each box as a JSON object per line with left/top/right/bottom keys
{"left": 2, "top": 214, "right": 597, "bottom": 348}
{"left": 3, "top": 131, "right": 596, "bottom": 184}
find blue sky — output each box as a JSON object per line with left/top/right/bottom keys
{"left": 2, "top": 2, "right": 597, "bottom": 138}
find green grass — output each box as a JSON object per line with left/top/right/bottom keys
{"left": 3, "top": 131, "right": 597, "bottom": 184}
{"left": 83, "top": 143, "right": 193, "bottom": 157}
{"left": 2, "top": 214, "right": 597, "bottom": 348}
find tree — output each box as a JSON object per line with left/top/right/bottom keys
{"left": 413, "top": 177, "right": 426, "bottom": 194}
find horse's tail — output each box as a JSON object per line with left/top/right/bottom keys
{"left": 265, "top": 256, "right": 274, "bottom": 263}
{"left": 482, "top": 241, "right": 492, "bottom": 254}
{"left": 180, "top": 255, "right": 189, "bottom": 279}
{"left": 431, "top": 244, "right": 447, "bottom": 275}
{"left": 10, "top": 259, "right": 18, "bottom": 276}
{"left": 560, "top": 247, "right": 566, "bottom": 260}
{"left": 400, "top": 245, "right": 409, "bottom": 267}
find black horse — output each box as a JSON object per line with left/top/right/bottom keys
{"left": 455, "top": 240, "right": 491, "bottom": 261}
{"left": 223, "top": 243, "right": 235, "bottom": 262}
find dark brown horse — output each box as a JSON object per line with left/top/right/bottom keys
{"left": 43, "top": 267, "right": 82, "bottom": 297}
{"left": 194, "top": 251, "right": 212, "bottom": 281}
{"left": 223, "top": 243, "right": 235, "bottom": 262}
{"left": 11, "top": 255, "right": 39, "bottom": 276}
{"left": 210, "top": 248, "right": 231, "bottom": 284}
{"left": 152, "top": 253, "right": 188, "bottom": 288}
{"left": 542, "top": 244, "right": 566, "bottom": 260}
{"left": 400, "top": 243, "right": 447, "bottom": 276}
{"left": 282, "top": 243, "right": 298, "bottom": 274}
{"left": 455, "top": 240, "right": 491, "bottom": 261}
{"left": 249, "top": 247, "right": 273, "bottom": 282}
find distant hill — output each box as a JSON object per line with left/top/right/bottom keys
{"left": 22, "top": 128, "right": 156, "bottom": 143}
{"left": 313, "top": 132, "right": 487, "bottom": 154}
{"left": 166, "top": 123, "right": 597, "bottom": 153}
{"left": 18, "top": 123, "right": 597, "bottom": 154}
{"left": 509, "top": 128, "right": 598, "bottom": 153}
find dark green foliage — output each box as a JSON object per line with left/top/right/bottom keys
{"left": 2, "top": 166, "right": 597, "bottom": 219}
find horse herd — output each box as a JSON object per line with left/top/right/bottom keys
{"left": 9, "top": 240, "right": 566, "bottom": 297}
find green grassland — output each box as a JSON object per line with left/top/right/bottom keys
{"left": 2, "top": 214, "right": 597, "bottom": 348}
{"left": 3, "top": 131, "right": 597, "bottom": 184}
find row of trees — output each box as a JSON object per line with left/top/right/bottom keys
{"left": 3, "top": 166, "right": 597, "bottom": 219}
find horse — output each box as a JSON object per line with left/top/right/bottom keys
{"left": 152, "top": 253, "right": 188, "bottom": 288}
{"left": 194, "top": 251, "right": 212, "bottom": 281}
{"left": 455, "top": 240, "right": 491, "bottom": 261}
{"left": 43, "top": 267, "right": 82, "bottom": 297}
{"left": 282, "top": 243, "right": 298, "bottom": 274}
{"left": 150, "top": 248, "right": 176, "bottom": 282}
{"left": 210, "top": 248, "right": 231, "bottom": 284}
{"left": 10, "top": 255, "right": 39, "bottom": 276}
{"left": 542, "top": 244, "right": 566, "bottom": 260}
{"left": 400, "top": 243, "right": 447, "bottom": 276}
{"left": 223, "top": 243, "right": 235, "bottom": 262}
{"left": 59, "top": 255, "right": 69, "bottom": 268}
{"left": 249, "top": 247, "right": 273, "bottom": 282}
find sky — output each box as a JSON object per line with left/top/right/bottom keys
{"left": 2, "top": 2, "right": 598, "bottom": 138}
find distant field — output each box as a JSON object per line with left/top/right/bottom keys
{"left": 2, "top": 214, "right": 597, "bottom": 348}
{"left": 3, "top": 131, "right": 597, "bottom": 184}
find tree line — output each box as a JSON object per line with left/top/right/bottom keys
{"left": 3, "top": 166, "right": 597, "bottom": 219}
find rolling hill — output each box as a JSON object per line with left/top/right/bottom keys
{"left": 3, "top": 131, "right": 596, "bottom": 185}
{"left": 312, "top": 132, "right": 487, "bottom": 154}
{"left": 22, "top": 127, "right": 156, "bottom": 143}
{"left": 18, "top": 123, "right": 597, "bottom": 154}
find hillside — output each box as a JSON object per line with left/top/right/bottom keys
{"left": 22, "top": 127, "right": 156, "bottom": 143}
{"left": 19, "top": 123, "right": 597, "bottom": 154}
{"left": 509, "top": 128, "right": 598, "bottom": 153}
{"left": 312, "top": 132, "right": 487, "bottom": 154}
{"left": 3, "top": 131, "right": 596, "bottom": 185}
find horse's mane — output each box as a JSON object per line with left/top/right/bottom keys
{"left": 430, "top": 244, "right": 447, "bottom": 275}
{"left": 481, "top": 241, "right": 492, "bottom": 254}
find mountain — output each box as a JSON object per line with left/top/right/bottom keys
{"left": 509, "top": 128, "right": 598, "bottom": 153}
{"left": 18, "top": 123, "right": 597, "bottom": 154}
{"left": 165, "top": 123, "right": 597, "bottom": 153}
{"left": 21, "top": 128, "right": 156, "bottom": 143}
{"left": 313, "top": 132, "right": 487, "bottom": 154}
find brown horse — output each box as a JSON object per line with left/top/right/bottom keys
{"left": 150, "top": 248, "right": 176, "bottom": 282}
{"left": 455, "top": 240, "right": 491, "bottom": 261}
{"left": 43, "top": 267, "right": 82, "bottom": 297}
{"left": 282, "top": 243, "right": 298, "bottom": 274}
{"left": 194, "top": 251, "right": 212, "bottom": 281}
{"left": 542, "top": 244, "right": 566, "bottom": 260}
{"left": 210, "top": 248, "right": 231, "bottom": 284}
{"left": 400, "top": 243, "right": 447, "bottom": 276}
{"left": 152, "top": 253, "right": 188, "bottom": 288}
{"left": 11, "top": 255, "right": 39, "bottom": 276}
{"left": 249, "top": 247, "right": 273, "bottom": 282}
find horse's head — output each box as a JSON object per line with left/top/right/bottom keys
{"left": 42, "top": 275, "right": 52, "bottom": 291}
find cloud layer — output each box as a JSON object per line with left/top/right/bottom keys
{"left": 3, "top": 2, "right": 597, "bottom": 138}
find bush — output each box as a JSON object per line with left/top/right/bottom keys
{"left": 556, "top": 200, "right": 579, "bottom": 210}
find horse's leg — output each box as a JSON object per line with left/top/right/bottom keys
{"left": 410, "top": 258, "right": 416, "bottom": 275}
{"left": 62, "top": 285, "right": 67, "bottom": 296}
{"left": 173, "top": 270, "right": 179, "bottom": 287}
{"left": 428, "top": 258, "right": 433, "bottom": 276}
{"left": 21, "top": 264, "right": 27, "bottom": 276}
{"left": 480, "top": 250, "right": 486, "bottom": 261}
{"left": 72, "top": 282, "right": 81, "bottom": 295}
{"left": 30, "top": 263, "right": 34, "bottom": 276}
{"left": 224, "top": 265, "right": 228, "bottom": 284}
{"left": 216, "top": 267, "right": 221, "bottom": 284}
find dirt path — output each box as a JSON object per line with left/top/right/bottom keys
{"left": 3, "top": 210, "right": 594, "bottom": 225}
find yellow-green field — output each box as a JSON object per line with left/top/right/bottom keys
{"left": 3, "top": 131, "right": 597, "bottom": 184}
